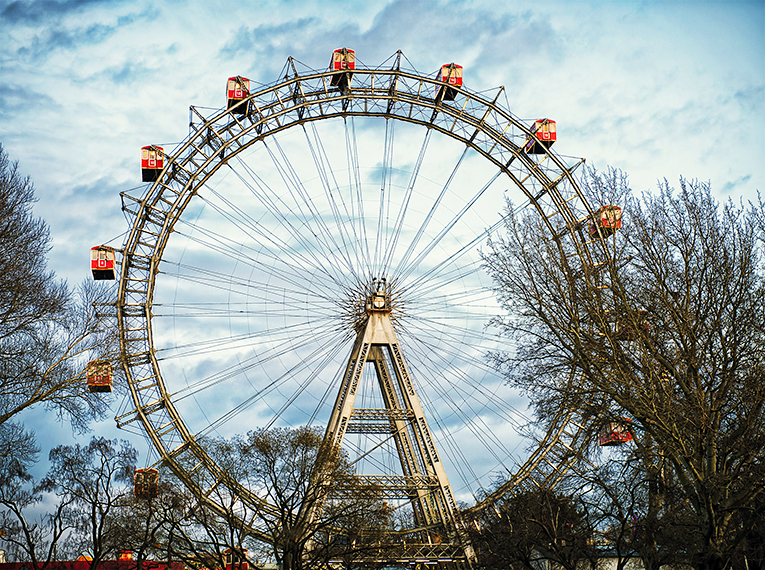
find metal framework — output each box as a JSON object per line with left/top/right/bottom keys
{"left": 321, "top": 281, "right": 462, "bottom": 545}
{"left": 115, "top": 51, "right": 616, "bottom": 563}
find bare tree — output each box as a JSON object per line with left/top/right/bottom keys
{"left": 483, "top": 170, "right": 765, "bottom": 570}
{"left": 40, "top": 437, "right": 137, "bottom": 566}
{"left": 107, "top": 478, "right": 187, "bottom": 566}
{"left": 234, "top": 426, "right": 392, "bottom": 570}
{"left": 577, "top": 448, "right": 698, "bottom": 570}
{"left": 159, "top": 462, "right": 264, "bottom": 570}
{"left": 107, "top": 430, "right": 390, "bottom": 570}
{"left": 467, "top": 486, "right": 598, "bottom": 570}
{"left": 0, "top": 143, "right": 119, "bottom": 457}
{"left": 0, "top": 446, "right": 75, "bottom": 566}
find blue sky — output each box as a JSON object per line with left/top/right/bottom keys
{"left": 2, "top": 0, "right": 764, "bottom": 500}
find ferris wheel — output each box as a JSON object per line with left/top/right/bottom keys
{"left": 107, "top": 50, "right": 619, "bottom": 563}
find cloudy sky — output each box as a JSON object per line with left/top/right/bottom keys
{"left": 2, "top": 0, "right": 762, "bottom": 284}
{"left": 2, "top": 0, "right": 764, "bottom": 500}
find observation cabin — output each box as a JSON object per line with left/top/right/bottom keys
{"left": 91, "top": 245, "right": 116, "bottom": 280}
{"left": 141, "top": 145, "right": 164, "bottom": 182}
{"left": 224, "top": 548, "right": 249, "bottom": 570}
{"left": 227, "top": 76, "right": 251, "bottom": 114}
{"left": 86, "top": 360, "right": 113, "bottom": 393}
{"left": 524, "top": 119, "right": 556, "bottom": 154}
{"left": 436, "top": 63, "right": 463, "bottom": 101}
{"left": 330, "top": 48, "right": 355, "bottom": 89}
{"left": 365, "top": 278, "right": 391, "bottom": 314}
{"left": 589, "top": 205, "right": 622, "bottom": 239}
{"left": 598, "top": 420, "right": 634, "bottom": 447}
{"left": 134, "top": 467, "right": 159, "bottom": 499}
{"left": 614, "top": 309, "right": 649, "bottom": 342}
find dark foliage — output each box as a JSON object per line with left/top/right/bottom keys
{"left": 468, "top": 488, "right": 597, "bottom": 570}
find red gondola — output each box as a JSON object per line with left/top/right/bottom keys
{"left": 134, "top": 468, "right": 159, "bottom": 499}
{"left": 118, "top": 551, "right": 133, "bottom": 561}
{"left": 588, "top": 205, "right": 622, "bottom": 238}
{"left": 224, "top": 549, "right": 249, "bottom": 570}
{"left": 86, "top": 360, "right": 113, "bottom": 393}
{"left": 599, "top": 421, "right": 633, "bottom": 446}
{"left": 524, "top": 119, "right": 556, "bottom": 154}
{"left": 330, "top": 48, "right": 355, "bottom": 88}
{"left": 141, "top": 145, "right": 164, "bottom": 182}
{"left": 226, "top": 76, "right": 251, "bottom": 114}
{"left": 436, "top": 63, "right": 463, "bottom": 101}
{"left": 91, "top": 245, "right": 116, "bottom": 280}
{"left": 614, "top": 309, "right": 649, "bottom": 341}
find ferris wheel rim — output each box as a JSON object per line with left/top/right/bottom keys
{"left": 116, "top": 53, "right": 610, "bottom": 538}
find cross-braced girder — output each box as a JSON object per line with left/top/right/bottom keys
{"left": 316, "top": 281, "right": 472, "bottom": 563}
